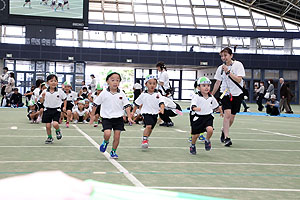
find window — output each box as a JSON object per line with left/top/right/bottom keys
{"left": 283, "top": 70, "right": 298, "bottom": 80}
{"left": 265, "top": 70, "right": 279, "bottom": 80}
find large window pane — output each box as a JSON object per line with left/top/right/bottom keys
{"left": 182, "top": 80, "right": 195, "bottom": 89}
{"left": 264, "top": 70, "right": 279, "bottom": 80}
{"left": 283, "top": 70, "right": 298, "bottom": 80}
{"left": 253, "top": 69, "right": 261, "bottom": 79}
{"left": 182, "top": 71, "right": 196, "bottom": 79}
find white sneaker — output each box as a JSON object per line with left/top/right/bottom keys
{"left": 73, "top": 120, "right": 78, "bottom": 124}
{"left": 83, "top": 120, "right": 88, "bottom": 124}
{"left": 36, "top": 116, "right": 42, "bottom": 123}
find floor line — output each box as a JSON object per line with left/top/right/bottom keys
{"left": 72, "top": 124, "right": 145, "bottom": 187}
{"left": 147, "top": 187, "right": 300, "bottom": 192}
{"left": 251, "top": 128, "right": 300, "bottom": 139}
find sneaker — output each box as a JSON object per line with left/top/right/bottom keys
{"left": 220, "top": 129, "right": 225, "bottom": 143}
{"left": 110, "top": 151, "right": 118, "bottom": 159}
{"left": 205, "top": 140, "right": 211, "bottom": 151}
{"left": 166, "top": 122, "right": 174, "bottom": 127}
{"left": 94, "top": 123, "right": 98, "bottom": 127}
{"left": 141, "top": 140, "right": 149, "bottom": 149}
{"left": 100, "top": 142, "right": 109, "bottom": 152}
{"left": 83, "top": 120, "right": 88, "bottom": 124}
{"left": 190, "top": 145, "right": 196, "bottom": 155}
{"left": 188, "top": 136, "right": 192, "bottom": 142}
{"left": 66, "top": 122, "right": 69, "bottom": 128}
{"left": 198, "top": 133, "right": 206, "bottom": 143}
{"left": 56, "top": 130, "right": 62, "bottom": 140}
{"left": 224, "top": 137, "right": 232, "bottom": 147}
{"left": 73, "top": 120, "right": 78, "bottom": 124}
{"left": 159, "top": 122, "right": 168, "bottom": 127}
{"left": 45, "top": 137, "right": 53, "bottom": 144}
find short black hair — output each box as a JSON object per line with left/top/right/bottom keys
{"left": 156, "top": 61, "right": 166, "bottom": 70}
{"left": 106, "top": 72, "right": 121, "bottom": 81}
{"left": 47, "top": 74, "right": 58, "bottom": 82}
{"left": 13, "top": 88, "right": 18, "bottom": 91}
{"left": 3, "top": 67, "right": 8, "bottom": 71}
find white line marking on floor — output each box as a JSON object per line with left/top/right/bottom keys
{"left": 251, "top": 128, "right": 300, "bottom": 139}
{"left": 10, "top": 126, "right": 18, "bottom": 130}
{"left": 73, "top": 125, "right": 145, "bottom": 187}
{"left": 0, "top": 146, "right": 93, "bottom": 148}
{"left": 174, "top": 129, "right": 187, "bottom": 133}
{"left": 0, "top": 160, "right": 109, "bottom": 163}
{"left": 147, "top": 187, "right": 300, "bottom": 192}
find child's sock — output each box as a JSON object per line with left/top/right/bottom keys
{"left": 48, "top": 135, "right": 52, "bottom": 139}
{"left": 112, "top": 148, "right": 117, "bottom": 152}
{"left": 143, "top": 136, "right": 148, "bottom": 141}
{"left": 205, "top": 138, "right": 209, "bottom": 142}
{"left": 56, "top": 128, "right": 60, "bottom": 132}
{"left": 190, "top": 143, "right": 195, "bottom": 147}
{"left": 103, "top": 140, "right": 109, "bottom": 144}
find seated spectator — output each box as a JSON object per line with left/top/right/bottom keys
{"left": 10, "top": 88, "right": 24, "bottom": 107}
{"left": 27, "top": 100, "right": 40, "bottom": 123}
{"left": 266, "top": 94, "right": 280, "bottom": 116}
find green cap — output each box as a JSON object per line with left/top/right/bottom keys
{"left": 197, "top": 77, "right": 211, "bottom": 85}
{"left": 64, "top": 81, "right": 71, "bottom": 86}
{"left": 145, "top": 75, "right": 157, "bottom": 83}
{"left": 96, "top": 83, "right": 103, "bottom": 90}
{"left": 78, "top": 100, "right": 85, "bottom": 104}
{"left": 28, "top": 100, "right": 35, "bottom": 106}
{"left": 106, "top": 70, "right": 121, "bottom": 81}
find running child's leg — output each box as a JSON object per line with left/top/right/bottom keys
{"left": 53, "top": 121, "right": 62, "bottom": 140}
{"left": 141, "top": 125, "right": 152, "bottom": 148}
{"left": 204, "top": 126, "right": 213, "bottom": 151}
{"left": 45, "top": 123, "right": 53, "bottom": 144}
{"left": 100, "top": 129, "right": 111, "bottom": 152}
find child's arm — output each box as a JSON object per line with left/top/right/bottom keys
{"left": 39, "top": 92, "right": 46, "bottom": 103}
{"left": 218, "top": 106, "right": 223, "bottom": 117}
{"left": 191, "top": 105, "right": 201, "bottom": 112}
{"left": 63, "top": 100, "right": 67, "bottom": 112}
{"left": 125, "top": 106, "right": 134, "bottom": 124}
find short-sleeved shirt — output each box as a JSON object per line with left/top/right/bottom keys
{"left": 73, "top": 107, "right": 87, "bottom": 116}
{"left": 158, "top": 70, "right": 169, "bottom": 91}
{"left": 214, "top": 60, "right": 245, "bottom": 96}
{"left": 190, "top": 92, "right": 219, "bottom": 115}
{"left": 93, "top": 88, "right": 130, "bottom": 119}
{"left": 41, "top": 88, "right": 67, "bottom": 108}
{"left": 32, "top": 88, "right": 41, "bottom": 102}
{"left": 65, "top": 91, "right": 78, "bottom": 102}
{"left": 133, "top": 83, "right": 142, "bottom": 90}
{"left": 134, "top": 90, "right": 164, "bottom": 115}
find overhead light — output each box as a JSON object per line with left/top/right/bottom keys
{"left": 126, "top": 59, "right": 132, "bottom": 63}
{"left": 68, "top": 56, "right": 74, "bottom": 61}
{"left": 200, "top": 61, "right": 208, "bottom": 66}
{"left": 6, "top": 54, "right": 12, "bottom": 58}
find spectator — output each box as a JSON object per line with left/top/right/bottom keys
{"left": 286, "top": 83, "right": 294, "bottom": 114}
{"left": 265, "top": 79, "right": 274, "bottom": 99}
{"left": 255, "top": 81, "right": 265, "bottom": 111}
{"left": 279, "top": 78, "right": 291, "bottom": 113}
{"left": 10, "top": 88, "right": 24, "bottom": 107}
{"left": 89, "top": 74, "right": 96, "bottom": 93}
{"left": 265, "top": 94, "right": 280, "bottom": 116}
{"left": 5, "top": 72, "right": 15, "bottom": 95}
{"left": 1, "top": 67, "right": 9, "bottom": 96}
{"left": 156, "top": 61, "right": 170, "bottom": 97}
{"left": 133, "top": 80, "right": 142, "bottom": 101}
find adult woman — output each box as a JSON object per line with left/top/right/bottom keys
{"left": 5, "top": 72, "right": 15, "bottom": 95}
{"left": 156, "top": 61, "right": 170, "bottom": 97}
{"left": 212, "top": 47, "right": 245, "bottom": 147}
{"left": 89, "top": 74, "right": 96, "bottom": 93}
{"left": 265, "top": 79, "right": 274, "bottom": 99}
{"left": 255, "top": 81, "right": 265, "bottom": 111}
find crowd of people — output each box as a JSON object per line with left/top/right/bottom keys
{"left": 0, "top": 47, "right": 297, "bottom": 157}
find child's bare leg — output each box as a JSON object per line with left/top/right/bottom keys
{"left": 103, "top": 130, "right": 111, "bottom": 142}
{"left": 191, "top": 134, "right": 199, "bottom": 145}
{"left": 206, "top": 126, "right": 213, "bottom": 140}
{"left": 112, "top": 130, "right": 121, "bottom": 150}
{"left": 46, "top": 123, "right": 52, "bottom": 137}
{"left": 143, "top": 125, "right": 152, "bottom": 138}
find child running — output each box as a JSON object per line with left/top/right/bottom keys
{"left": 189, "top": 77, "right": 222, "bottom": 155}
{"left": 91, "top": 71, "right": 133, "bottom": 159}
{"left": 132, "top": 75, "right": 165, "bottom": 149}
{"left": 40, "top": 74, "right": 67, "bottom": 144}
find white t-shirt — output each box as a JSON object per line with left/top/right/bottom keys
{"left": 93, "top": 88, "right": 130, "bottom": 119}
{"left": 158, "top": 70, "right": 169, "bottom": 91}
{"left": 214, "top": 60, "right": 245, "bottom": 96}
{"left": 73, "top": 107, "right": 87, "bottom": 116}
{"left": 41, "top": 88, "right": 67, "bottom": 108}
{"left": 90, "top": 78, "right": 97, "bottom": 93}
{"left": 65, "top": 91, "right": 78, "bottom": 102}
{"left": 191, "top": 93, "right": 219, "bottom": 115}
{"left": 133, "top": 83, "right": 142, "bottom": 90}
{"left": 32, "top": 88, "right": 41, "bottom": 102}
{"left": 134, "top": 90, "right": 164, "bottom": 115}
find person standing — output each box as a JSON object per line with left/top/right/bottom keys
{"left": 286, "top": 83, "right": 294, "bottom": 114}
{"left": 89, "top": 74, "right": 97, "bottom": 93}
{"left": 156, "top": 61, "right": 170, "bottom": 97}
{"left": 1, "top": 67, "right": 9, "bottom": 97}
{"left": 255, "top": 81, "right": 265, "bottom": 111}
{"left": 5, "top": 72, "right": 15, "bottom": 95}
{"left": 212, "top": 47, "right": 245, "bottom": 147}
{"left": 133, "top": 80, "right": 142, "bottom": 101}
{"left": 279, "top": 78, "right": 291, "bottom": 113}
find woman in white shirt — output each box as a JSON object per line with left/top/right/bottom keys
{"left": 156, "top": 61, "right": 170, "bottom": 96}
{"left": 212, "top": 47, "right": 245, "bottom": 147}
{"left": 5, "top": 72, "right": 15, "bottom": 95}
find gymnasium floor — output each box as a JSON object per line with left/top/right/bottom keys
{"left": 0, "top": 103, "right": 300, "bottom": 199}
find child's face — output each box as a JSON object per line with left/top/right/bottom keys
{"left": 14, "top": 90, "right": 18, "bottom": 94}
{"left": 78, "top": 103, "right": 84, "bottom": 110}
{"left": 47, "top": 77, "right": 58, "bottom": 88}
{"left": 65, "top": 85, "right": 71, "bottom": 91}
{"left": 107, "top": 74, "right": 120, "bottom": 90}
{"left": 85, "top": 102, "right": 89, "bottom": 108}
{"left": 200, "top": 84, "right": 210, "bottom": 94}
{"left": 145, "top": 79, "right": 157, "bottom": 92}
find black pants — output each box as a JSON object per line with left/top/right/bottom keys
{"left": 256, "top": 93, "right": 264, "bottom": 111}
{"left": 134, "top": 90, "right": 141, "bottom": 101}
{"left": 266, "top": 105, "right": 280, "bottom": 116}
{"left": 159, "top": 110, "right": 177, "bottom": 123}
{"left": 1, "top": 86, "right": 6, "bottom": 96}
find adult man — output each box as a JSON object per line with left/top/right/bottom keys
{"left": 279, "top": 78, "right": 291, "bottom": 113}
{"left": 266, "top": 94, "right": 280, "bottom": 116}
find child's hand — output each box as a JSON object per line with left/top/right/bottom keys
{"left": 194, "top": 107, "right": 201, "bottom": 112}
{"left": 128, "top": 117, "right": 135, "bottom": 125}
{"left": 220, "top": 112, "right": 224, "bottom": 118}
{"left": 63, "top": 107, "right": 66, "bottom": 112}
{"left": 159, "top": 109, "right": 164, "bottom": 114}
{"left": 42, "top": 92, "right": 46, "bottom": 98}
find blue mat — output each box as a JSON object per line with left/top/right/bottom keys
{"left": 182, "top": 109, "right": 300, "bottom": 118}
